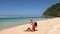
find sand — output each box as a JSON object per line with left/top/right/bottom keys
{"left": 0, "top": 17, "right": 60, "bottom": 34}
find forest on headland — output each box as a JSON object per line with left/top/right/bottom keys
{"left": 43, "top": 3, "right": 60, "bottom": 18}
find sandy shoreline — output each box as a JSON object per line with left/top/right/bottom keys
{"left": 0, "top": 17, "right": 60, "bottom": 34}
{"left": 0, "top": 22, "right": 29, "bottom": 31}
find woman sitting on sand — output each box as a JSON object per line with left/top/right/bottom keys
{"left": 24, "top": 18, "right": 36, "bottom": 32}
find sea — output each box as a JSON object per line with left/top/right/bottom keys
{"left": 0, "top": 17, "right": 47, "bottom": 29}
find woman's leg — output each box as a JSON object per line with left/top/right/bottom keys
{"left": 24, "top": 27, "right": 31, "bottom": 31}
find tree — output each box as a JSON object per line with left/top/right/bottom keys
{"left": 43, "top": 3, "right": 60, "bottom": 17}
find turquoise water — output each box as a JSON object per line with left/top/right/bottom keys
{"left": 0, "top": 18, "right": 47, "bottom": 28}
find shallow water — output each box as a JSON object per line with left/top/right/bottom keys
{"left": 0, "top": 17, "right": 47, "bottom": 29}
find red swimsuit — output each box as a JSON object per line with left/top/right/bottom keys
{"left": 32, "top": 25, "right": 35, "bottom": 31}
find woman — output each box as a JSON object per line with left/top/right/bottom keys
{"left": 24, "top": 18, "right": 35, "bottom": 32}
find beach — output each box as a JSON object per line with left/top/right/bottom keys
{"left": 0, "top": 17, "right": 60, "bottom": 34}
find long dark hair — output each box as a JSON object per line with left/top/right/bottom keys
{"left": 34, "top": 22, "right": 37, "bottom": 27}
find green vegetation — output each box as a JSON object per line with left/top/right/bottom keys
{"left": 43, "top": 3, "right": 60, "bottom": 18}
